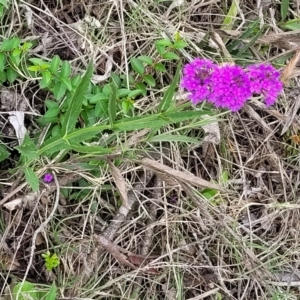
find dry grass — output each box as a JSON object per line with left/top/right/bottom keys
{"left": 1, "top": 0, "right": 300, "bottom": 299}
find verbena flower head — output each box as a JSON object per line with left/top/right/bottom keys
{"left": 209, "top": 65, "right": 252, "bottom": 111}
{"left": 246, "top": 63, "right": 283, "bottom": 106}
{"left": 181, "top": 58, "right": 216, "bottom": 104}
{"left": 43, "top": 173, "right": 53, "bottom": 183}
{"left": 181, "top": 58, "right": 283, "bottom": 111}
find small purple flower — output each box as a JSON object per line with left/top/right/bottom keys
{"left": 43, "top": 173, "right": 53, "bottom": 183}
{"left": 209, "top": 65, "right": 252, "bottom": 111}
{"left": 181, "top": 58, "right": 217, "bottom": 104}
{"left": 246, "top": 64, "right": 283, "bottom": 107}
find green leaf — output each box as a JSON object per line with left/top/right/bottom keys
{"left": 1, "top": 37, "right": 20, "bottom": 51}
{"left": 0, "top": 52, "right": 6, "bottom": 72}
{"left": 0, "top": 5, "right": 3, "bottom": 17}
{"left": 70, "top": 144, "right": 112, "bottom": 154}
{"left": 51, "top": 124, "right": 61, "bottom": 137}
{"left": 53, "top": 82, "right": 67, "bottom": 100}
{"left": 60, "top": 60, "right": 71, "bottom": 78}
{"left": 173, "top": 40, "right": 188, "bottom": 49}
{"left": 44, "top": 107, "right": 60, "bottom": 121}
{"left": 0, "top": 70, "right": 6, "bottom": 82}
{"left": 154, "top": 62, "right": 167, "bottom": 72}
{"left": 162, "top": 52, "right": 180, "bottom": 60}
{"left": 11, "top": 48, "right": 21, "bottom": 65}
{"left": 0, "top": 0, "right": 8, "bottom": 9}
{"left": 157, "top": 60, "right": 181, "bottom": 112}
{"left": 60, "top": 62, "right": 93, "bottom": 136}
{"left": 130, "top": 57, "right": 145, "bottom": 75}
{"left": 50, "top": 55, "right": 61, "bottom": 74}
{"left": 45, "top": 283, "right": 57, "bottom": 300}
{"left": 89, "top": 93, "right": 109, "bottom": 104}
{"left": 156, "top": 39, "right": 173, "bottom": 47}
{"left": 95, "top": 100, "right": 109, "bottom": 117}
{"left": 137, "top": 55, "right": 153, "bottom": 65}
{"left": 143, "top": 74, "right": 156, "bottom": 87}
{"left": 13, "top": 281, "right": 37, "bottom": 300}
{"left": 135, "top": 82, "right": 147, "bottom": 96}
{"left": 27, "top": 65, "right": 40, "bottom": 72}
{"left": 117, "top": 88, "right": 130, "bottom": 98}
{"left": 38, "top": 136, "right": 71, "bottom": 156}
{"left": 40, "top": 70, "right": 52, "bottom": 88}
{"left": 24, "top": 167, "right": 39, "bottom": 192}
{"left": 148, "top": 134, "right": 199, "bottom": 143}
{"left": 221, "top": 0, "right": 240, "bottom": 30}
{"left": 128, "top": 89, "right": 144, "bottom": 98}
{"left": 281, "top": 0, "right": 289, "bottom": 21}
{"left": 201, "top": 188, "right": 218, "bottom": 200}
{"left": 60, "top": 76, "right": 72, "bottom": 91}
{"left": 6, "top": 66, "right": 18, "bottom": 83}
{"left": 155, "top": 44, "right": 165, "bottom": 56}
{"left": 108, "top": 83, "right": 117, "bottom": 127}
{"left": 45, "top": 100, "right": 59, "bottom": 109}
{"left": 0, "top": 144, "right": 9, "bottom": 162}
{"left": 15, "top": 135, "right": 39, "bottom": 160}
{"left": 29, "top": 57, "right": 47, "bottom": 66}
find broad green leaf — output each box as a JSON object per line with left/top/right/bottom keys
{"left": 40, "top": 70, "right": 52, "bottom": 88}
{"left": 143, "top": 74, "right": 156, "bottom": 87}
{"left": 111, "top": 72, "right": 121, "bottom": 87}
{"left": 53, "top": 82, "right": 67, "bottom": 100}
{"left": 95, "top": 100, "right": 109, "bottom": 117}
{"left": 201, "top": 188, "right": 218, "bottom": 200}
{"left": 117, "top": 88, "right": 131, "bottom": 98}
{"left": 6, "top": 66, "right": 18, "bottom": 83}
{"left": 156, "top": 39, "right": 173, "bottom": 47}
{"left": 0, "top": 52, "right": 6, "bottom": 72}
{"left": 148, "top": 134, "right": 199, "bottom": 143}
{"left": 90, "top": 93, "right": 109, "bottom": 104}
{"left": 281, "top": 0, "right": 289, "bottom": 21}
{"left": 15, "top": 135, "right": 39, "bottom": 160}
{"left": 45, "top": 100, "right": 59, "bottom": 109}
{"left": 0, "top": 0, "right": 8, "bottom": 9}
{"left": 221, "top": 0, "right": 240, "bottom": 30}
{"left": 50, "top": 55, "right": 61, "bottom": 74}
{"left": 60, "top": 60, "right": 71, "bottom": 78}
{"left": 71, "top": 74, "right": 81, "bottom": 88}
{"left": 157, "top": 60, "right": 182, "bottom": 112}
{"left": 128, "top": 89, "right": 144, "bottom": 98}
{"left": 154, "top": 62, "right": 167, "bottom": 72}
{"left": 60, "top": 62, "right": 93, "bottom": 136}
{"left": 27, "top": 65, "right": 40, "bottom": 72}
{"left": 135, "top": 82, "right": 146, "bottom": 95}
{"left": 155, "top": 44, "right": 165, "bottom": 56}
{"left": 29, "top": 57, "right": 48, "bottom": 66}
{"left": 162, "top": 52, "right": 180, "bottom": 60}
{"left": 173, "top": 40, "right": 188, "bottom": 49}
{"left": 1, "top": 37, "right": 20, "bottom": 51}
{"left": 44, "top": 107, "right": 60, "bottom": 120}
{"left": 60, "top": 76, "right": 72, "bottom": 91}
{"left": 13, "top": 281, "right": 37, "bottom": 300}
{"left": 45, "top": 282, "right": 57, "bottom": 300}
{"left": 137, "top": 55, "right": 153, "bottom": 65}
{"left": 108, "top": 83, "right": 117, "bottom": 127}
{"left": 51, "top": 124, "right": 61, "bottom": 137}
{"left": 0, "top": 70, "right": 6, "bottom": 82}
{"left": 24, "top": 167, "right": 39, "bottom": 192}
{"left": 130, "top": 57, "right": 145, "bottom": 75}
{"left": 0, "top": 144, "right": 9, "bottom": 162}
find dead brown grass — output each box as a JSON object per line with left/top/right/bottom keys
{"left": 1, "top": 0, "right": 300, "bottom": 300}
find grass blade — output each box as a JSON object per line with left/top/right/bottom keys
{"left": 221, "top": 0, "right": 240, "bottom": 31}
{"left": 61, "top": 62, "right": 93, "bottom": 136}
{"left": 157, "top": 60, "right": 182, "bottom": 113}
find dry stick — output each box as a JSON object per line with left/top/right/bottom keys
{"left": 17, "top": 174, "right": 60, "bottom": 299}
{"left": 67, "top": 170, "right": 154, "bottom": 296}
{"left": 131, "top": 175, "right": 161, "bottom": 297}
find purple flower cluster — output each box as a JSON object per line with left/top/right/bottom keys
{"left": 181, "top": 58, "right": 283, "bottom": 111}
